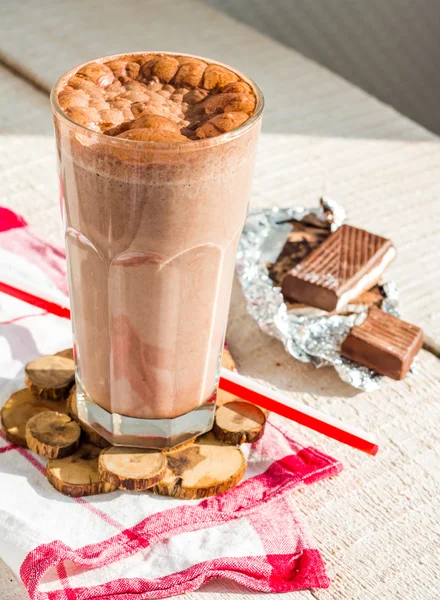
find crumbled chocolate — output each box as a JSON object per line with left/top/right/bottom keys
{"left": 267, "top": 222, "right": 330, "bottom": 287}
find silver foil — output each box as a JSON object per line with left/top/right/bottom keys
{"left": 236, "top": 198, "right": 400, "bottom": 391}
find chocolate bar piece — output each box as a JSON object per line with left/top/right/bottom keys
{"left": 341, "top": 307, "right": 423, "bottom": 380}
{"left": 281, "top": 224, "right": 396, "bottom": 311}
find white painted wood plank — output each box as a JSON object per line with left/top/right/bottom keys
{"left": 205, "top": 0, "right": 440, "bottom": 136}
{"left": 227, "top": 281, "right": 440, "bottom": 599}
{"left": 0, "top": 66, "right": 59, "bottom": 244}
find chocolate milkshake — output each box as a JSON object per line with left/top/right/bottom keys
{"left": 52, "top": 53, "right": 263, "bottom": 447}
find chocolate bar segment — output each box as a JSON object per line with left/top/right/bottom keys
{"left": 340, "top": 307, "right": 423, "bottom": 380}
{"left": 281, "top": 224, "right": 396, "bottom": 311}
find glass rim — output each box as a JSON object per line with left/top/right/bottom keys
{"left": 50, "top": 51, "right": 264, "bottom": 150}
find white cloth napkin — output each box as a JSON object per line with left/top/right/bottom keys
{"left": 0, "top": 208, "right": 342, "bottom": 599}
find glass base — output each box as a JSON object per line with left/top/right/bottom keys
{"left": 76, "top": 389, "right": 216, "bottom": 449}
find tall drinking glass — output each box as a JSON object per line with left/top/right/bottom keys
{"left": 51, "top": 52, "right": 263, "bottom": 448}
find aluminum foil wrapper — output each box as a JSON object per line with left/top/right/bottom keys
{"left": 236, "top": 198, "right": 401, "bottom": 392}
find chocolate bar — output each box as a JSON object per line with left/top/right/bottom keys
{"left": 340, "top": 307, "right": 423, "bottom": 380}
{"left": 281, "top": 224, "right": 396, "bottom": 311}
{"left": 285, "top": 285, "right": 384, "bottom": 315}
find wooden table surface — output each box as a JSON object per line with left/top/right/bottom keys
{"left": 0, "top": 1, "right": 439, "bottom": 598}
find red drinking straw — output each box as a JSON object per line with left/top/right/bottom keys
{"left": 0, "top": 276, "right": 378, "bottom": 455}
{"left": 219, "top": 368, "right": 378, "bottom": 455}
{"left": 0, "top": 280, "right": 71, "bottom": 320}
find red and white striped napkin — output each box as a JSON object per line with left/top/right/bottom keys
{"left": 0, "top": 208, "right": 342, "bottom": 599}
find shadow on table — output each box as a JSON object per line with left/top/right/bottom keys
{"left": 227, "top": 277, "right": 360, "bottom": 400}
{"left": 0, "top": 321, "right": 41, "bottom": 364}
{"left": 0, "top": 322, "right": 43, "bottom": 398}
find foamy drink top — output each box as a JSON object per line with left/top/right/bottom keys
{"left": 56, "top": 53, "right": 258, "bottom": 142}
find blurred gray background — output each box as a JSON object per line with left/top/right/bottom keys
{"left": 204, "top": 0, "right": 440, "bottom": 135}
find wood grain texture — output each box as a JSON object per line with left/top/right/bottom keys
{"left": 213, "top": 400, "right": 266, "bottom": 445}
{"left": 0, "top": 1, "right": 439, "bottom": 598}
{"left": 25, "top": 355, "right": 75, "bottom": 401}
{"left": 98, "top": 447, "right": 167, "bottom": 491}
{"left": 25, "top": 411, "right": 81, "bottom": 458}
{"left": 46, "top": 442, "right": 117, "bottom": 497}
{"left": 227, "top": 280, "right": 440, "bottom": 600}
{"left": 153, "top": 434, "right": 247, "bottom": 499}
{"left": 205, "top": 0, "right": 440, "bottom": 136}
{"left": 0, "top": 388, "right": 68, "bottom": 448}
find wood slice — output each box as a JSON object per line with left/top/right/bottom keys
{"left": 98, "top": 446, "right": 167, "bottom": 491}
{"left": 25, "top": 411, "right": 81, "bottom": 458}
{"left": 0, "top": 388, "right": 68, "bottom": 447}
{"left": 56, "top": 347, "right": 74, "bottom": 360}
{"left": 25, "top": 355, "right": 75, "bottom": 401}
{"left": 66, "top": 386, "right": 110, "bottom": 448}
{"left": 46, "top": 443, "right": 117, "bottom": 497}
{"left": 153, "top": 433, "right": 246, "bottom": 499}
{"left": 213, "top": 400, "right": 266, "bottom": 445}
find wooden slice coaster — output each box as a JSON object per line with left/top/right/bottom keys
{"left": 162, "top": 437, "right": 196, "bottom": 454}
{"left": 213, "top": 400, "right": 266, "bottom": 445}
{"left": 46, "top": 443, "right": 117, "bottom": 497}
{"left": 153, "top": 433, "right": 246, "bottom": 500}
{"left": 25, "top": 411, "right": 81, "bottom": 458}
{"left": 0, "top": 388, "right": 68, "bottom": 447}
{"left": 25, "top": 355, "right": 75, "bottom": 401}
{"left": 99, "top": 446, "right": 167, "bottom": 491}
{"left": 66, "top": 386, "right": 110, "bottom": 449}
{"left": 56, "top": 347, "right": 74, "bottom": 360}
